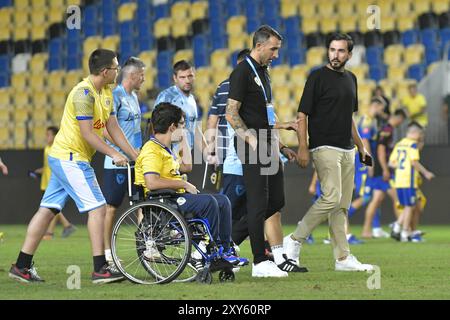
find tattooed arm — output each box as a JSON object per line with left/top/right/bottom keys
{"left": 225, "top": 98, "right": 257, "bottom": 150}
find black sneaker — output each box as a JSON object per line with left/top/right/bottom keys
{"left": 390, "top": 230, "right": 401, "bottom": 241}
{"left": 92, "top": 263, "right": 125, "bottom": 284}
{"left": 9, "top": 263, "right": 45, "bottom": 283}
{"left": 277, "top": 254, "right": 308, "bottom": 273}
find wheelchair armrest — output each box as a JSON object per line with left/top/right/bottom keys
{"left": 146, "top": 189, "right": 178, "bottom": 199}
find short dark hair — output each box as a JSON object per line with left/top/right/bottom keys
{"left": 46, "top": 126, "right": 59, "bottom": 136}
{"left": 252, "top": 25, "right": 283, "bottom": 48}
{"left": 152, "top": 103, "right": 185, "bottom": 134}
{"left": 173, "top": 60, "right": 193, "bottom": 75}
{"left": 407, "top": 121, "right": 423, "bottom": 131}
{"left": 393, "top": 108, "right": 407, "bottom": 119}
{"left": 237, "top": 49, "right": 251, "bottom": 61}
{"left": 370, "top": 97, "right": 386, "bottom": 106}
{"left": 326, "top": 32, "right": 354, "bottom": 53}
{"left": 88, "top": 49, "right": 117, "bottom": 75}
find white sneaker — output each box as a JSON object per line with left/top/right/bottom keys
{"left": 252, "top": 260, "right": 288, "bottom": 278}
{"left": 335, "top": 254, "right": 374, "bottom": 271}
{"left": 143, "top": 240, "right": 161, "bottom": 260}
{"left": 191, "top": 241, "right": 207, "bottom": 260}
{"left": 372, "top": 228, "right": 390, "bottom": 238}
{"left": 283, "top": 234, "right": 301, "bottom": 266}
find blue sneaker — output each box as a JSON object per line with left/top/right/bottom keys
{"left": 348, "top": 234, "right": 364, "bottom": 245}
{"left": 306, "top": 234, "right": 315, "bottom": 244}
{"left": 223, "top": 247, "right": 249, "bottom": 266}
{"left": 409, "top": 234, "right": 425, "bottom": 243}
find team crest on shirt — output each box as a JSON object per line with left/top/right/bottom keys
{"left": 105, "top": 99, "right": 111, "bottom": 106}
{"left": 176, "top": 197, "right": 186, "bottom": 206}
{"left": 254, "top": 76, "right": 262, "bottom": 87}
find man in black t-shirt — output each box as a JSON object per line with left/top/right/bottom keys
{"left": 284, "top": 33, "right": 375, "bottom": 271}
{"left": 226, "top": 25, "right": 300, "bottom": 277}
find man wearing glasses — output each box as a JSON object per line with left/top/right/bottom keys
{"left": 102, "top": 56, "right": 146, "bottom": 265}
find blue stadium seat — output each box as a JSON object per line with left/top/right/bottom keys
{"left": 408, "top": 64, "right": 425, "bottom": 82}
{"left": 84, "top": 5, "right": 99, "bottom": 23}
{"left": 440, "top": 28, "right": 450, "bottom": 46}
{"left": 119, "top": 40, "right": 136, "bottom": 64}
{"left": 245, "top": 0, "right": 262, "bottom": 20}
{"left": 119, "top": 0, "right": 134, "bottom": 4}
{"left": 157, "top": 50, "right": 174, "bottom": 71}
{"left": 287, "top": 33, "right": 303, "bottom": 50}
{"left": 211, "top": 34, "right": 228, "bottom": 50}
{"left": 288, "top": 48, "right": 305, "bottom": 66}
{"left": 402, "top": 29, "right": 419, "bottom": 47}
{"left": 246, "top": 16, "right": 261, "bottom": 34}
{"left": 366, "top": 46, "right": 384, "bottom": 66}
{"left": 49, "top": 38, "right": 65, "bottom": 58}
{"left": 425, "top": 47, "right": 440, "bottom": 65}
{"left": 193, "top": 35, "right": 209, "bottom": 55}
{"left": 48, "top": 57, "right": 65, "bottom": 71}
{"left": 67, "top": 54, "right": 82, "bottom": 71}
{"left": 157, "top": 71, "right": 171, "bottom": 89}
{"left": 0, "top": 54, "right": 10, "bottom": 73}
{"left": 120, "top": 21, "right": 136, "bottom": 39}
{"left": 420, "top": 28, "right": 439, "bottom": 48}
{"left": 137, "top": 1, "right": 152, "bottom": 22}
{"left": 0, "top": 73, "right": 9, "bottom": 87}
{"left": 103, "top": 21, "right": 118, "bottom": 37}
{"left": 369, "top": 64, "right": 386, "bottom": 82}
{"left": 227, "top": 0, "right": 243, "bottom": 17}
{"left": 285, "top": 16, "right": 301, "bottom": 37}
{"left": 209, "top": 0, "right": 223, "bottom": 20}
{"left": 194, "top": 52, "right": 209, "bottom": 67}
{"left": 270, "top": 48, "right": 285, "bottom": 67}
{"left": 262, "top": 0, "right": 280, "bottom": 21}
{"left": 261, "top": 16, "right": 283, "bottom": 31}
{"left": 0, "top": 0, "right": 12, "bottom": 8}
{"left": 154, "top": 4, "right": 169, "bottom": 20}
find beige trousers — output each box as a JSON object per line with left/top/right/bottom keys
{"left": 293, "top": 148, "right": 355, "bottom": 260}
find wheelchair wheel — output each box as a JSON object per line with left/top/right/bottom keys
{"left": 111, "top": 200, "right": 191, "bottom": 284}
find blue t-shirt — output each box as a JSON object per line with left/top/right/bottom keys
{"left": 104, "top": 85, "right": 142, "bottom": 169}
{"left": 155, "top": 85, "right": 198, "bottom": 149}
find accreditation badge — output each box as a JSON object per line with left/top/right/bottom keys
{"left": 266, "top": 103, "right": 276, "bottom": 126}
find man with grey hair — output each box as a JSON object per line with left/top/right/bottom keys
{"left": 102, "top": 56, "right": 145, "bottom": 264}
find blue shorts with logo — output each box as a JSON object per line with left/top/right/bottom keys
{"left": 371, "top": 176, "right": 392, "bottom": 192}
{"left": 40, "top": 156, "right": 106, "bottom": 213}
{"left": 354, "top": 172, "right": 373, "bottom": 199}
{"left": 103, "top": 168, "right": 136, "bottom": 207}
{"left": 397, "top": 188, "right": 417, "bottom": 206}
{"left": 220, "top": 174, "right": 247, "bottom": 221}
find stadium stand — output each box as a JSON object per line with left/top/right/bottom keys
{"left": 0, "top": 0, "right": 449, "bottom": 149}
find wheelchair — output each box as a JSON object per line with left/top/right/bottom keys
{"left": 110, "top": 163, "right": 236, "bottom": 285}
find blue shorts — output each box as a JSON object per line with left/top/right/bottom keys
{"left": 396, "top": 188, "right": 417, "bottom": 206}
{"left": 371, "top": 176, "right": 392, "bottom": 192}
{"left": 103, "top": 168, "right": 136, "bottom": 207}
{"left": 220, "top": 174, "right": 247, "bottom": 221}
{"left": 40, "top": 156, "right": 106, "bottom": 213}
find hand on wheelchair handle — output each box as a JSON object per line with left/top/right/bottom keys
{"left": 111, "top": 153, "right": 129, "bottom": 167}
{"left": 184, "top": 181, "right": 199, "bottom": 194}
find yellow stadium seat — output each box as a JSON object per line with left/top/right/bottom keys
{"left": 13, "top": 108, "right": 29, "bottom": 123}
{"left": 14, "top": 92, "right": 31, "bottom": 109}
{"left": 65, "top": 70, "right": 83, "bottom": 90}
{"left": 377, "top": 0, "right": 394, "bottom": 13}
{"left": 320, "top": 17, "right": 338, "bottom": 34}
{"left": 381, "top": 15, "right": 396, "bottom": 32}
{"left": 228, "top": 34, "right": 248, "bottom": 52}
{"left": 30, "top": 73, "right": 47, "bottom": 92}
{"left": 49, "top": 0, "right": 65, "bottom": 8}
{"left": 301, "top": 16, "right": 319, "bottom": 34}
{"left": 270, "top": 65, "right": 290, "bottom": 86}
{"left": 336, "top": 0, "right": 355, "bottom": 17}
{"left": 404, "top": 44, "right": 424, "bottom": 65}
{"left": 212, "top": 67, "right": 232, "bottom": 87}
{"left": 190, "top": 1, "right": 208, "bottom": 21}
{"left": 14, "top": 10, "right": 29, "bottom": 26}
{"left": 11, "top": 73, "right": 28, "bottom": 91}
{"left": 49, "top": 91, "right": 67, "bottom": 109}
{"left": 32, "top": 91, "right": 49, "bottom": 108}
{"left": 194, "top": 67, "right": 212, "bottom": 88}
{"left": 317, "top": 0, "right": 335, "bottom": 17}
{"left": 290, "top": 65, "right": 308, "bottom": 85}
{"left": 30, "top": 53, "right": 48, "bottom": 74}
{"left": 413, "top": 0, "right": 430, "bottom": 15}
{"left": 173, "top": 49, "right": 193, "bottom": 65}
{"left": 195, "top": 86, "right": 214, "bottom": 111}
{"left": 0, "top": 126, "right": 10, "bottom": 145}
{"left": 340, "top": 16, "right": 358, "bottom": 33}
{"left": 31, "top": 10, "right": 46, "bottom": 25}
{"left": 432, "top": 0, "right": 449, "bottom": 14}
{"left": 138, "top": 51, "right": 157, "bottom": 69}
{"left": 83, "top": 36, "right": 102, "bottom": 55}
{"left": 171, "top": 19, "right": 191, "bottom": 38}
{"left": 396, "top": 79, "right": 416, "bottom": 100}
{"left": 397, "top": 16, "right": 415, "bottom": 32}
{"left": 387, "top": 65, "right": 407, "bottom": 82}
{"left": 348, "top": 64, "right": 369, "bottom": 81}
{"left": 0, "top": 109, "right": 10, "bottom": 123}
{"left": 227, "top": 16, "right": 246, "bottom": 35}
{"left": 141, "top": 69, "right": 156, "bottom": 91}
{"left": 171, "top": 1, "right": 191, "bottom": 21}
{"left": 48, "top": 71, "right": 65, "bottom": 91}
{"left": 384, "top": 45, "right": 404, "bottom": 67}
{"left": 102, "top": 35, "right": 120, "bottom": 51}
{"left": 14, "top": 0, "right": 29, "bottom": 10}
{"left": 30, "top": 107, "right": 49, "bottom": 124}
{"left": 13, "top": 125, "right": 27, "bottom": 149}
{"left": 51, "top": 108, "right": 64, "bottom": 124}
{"left": 31, "top": 0, "right": 46, "bottom": 8}
{"left": 0, "top": 8, "right": 13, "bottom": 27}
{"left": 355, "top": 0, "right": 375, "bottom": 15}
{"left": 378, "top": 79, "right": 396, "bottom": 99}
{"left": 14, "top": 26, "right": 30, "bottom": 40}
{"left": 31, "top": 125, "right": 47, "bottom": 148}
{"left": 393, "top": 0, "right": 412, "bottom": 15}
{"left": 0, "top": 26, "right": 10, "bottom": 41}
{"left": 211, "top": 49, "right": 230, "bottom": 70}
{"left": 154, "top": 18, "right": 172, "bottom": 38}
{"left": 67, "top": 0, "right": 82, "bottom": 6}
{"left": 48, "top": 7, "right": 64, "bottom": 24}
{"left": 298, "top": 2, "right": 316, "bottom": 18}
{"left": 273, "top": 85, "right": 291, "bottom": 105}
{"left": 358, "top": 80, "right": 376, "bottom": 105}
{"left": 306, "top": 47, "right": 325, "bottom": 67}
{"left": 0, "top": 88, "right": 11, "bottom": 108}
{"left": 118, "top": 3, "right": 137, "bottom": 22}
{"left": 292, "top": 83, "right": 305, "bottom": 103}
{"left": 31, "top": 24, "right": 47, "bottom": 41}
{"left": 281, "top": 0, "right": 298, "bottom": 18}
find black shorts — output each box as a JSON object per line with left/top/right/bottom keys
{"left": 103, "top": 168, "right": 136, "bottom": 208}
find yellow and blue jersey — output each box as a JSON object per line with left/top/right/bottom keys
{"left": 134, "top": 137, "right": 185, "bottom": 194}
{"left": 49, "top": 77, "right": 114, "bottom": 162}
{"left": 40, "top": 145, "right": 51, "bottom": 191}
{"left": 389, "top": 137, "right": 420, "bottom": 189}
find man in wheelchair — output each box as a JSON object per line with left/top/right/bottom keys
{"left": 134, "top": 102, "right": 248, "bottom": 273}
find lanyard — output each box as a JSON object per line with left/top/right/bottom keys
{"left": 150, "top": 136, "right": 177, "bottom": 161}
{"left": 245, "top": 57, "right": 271, "bottom": 104}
